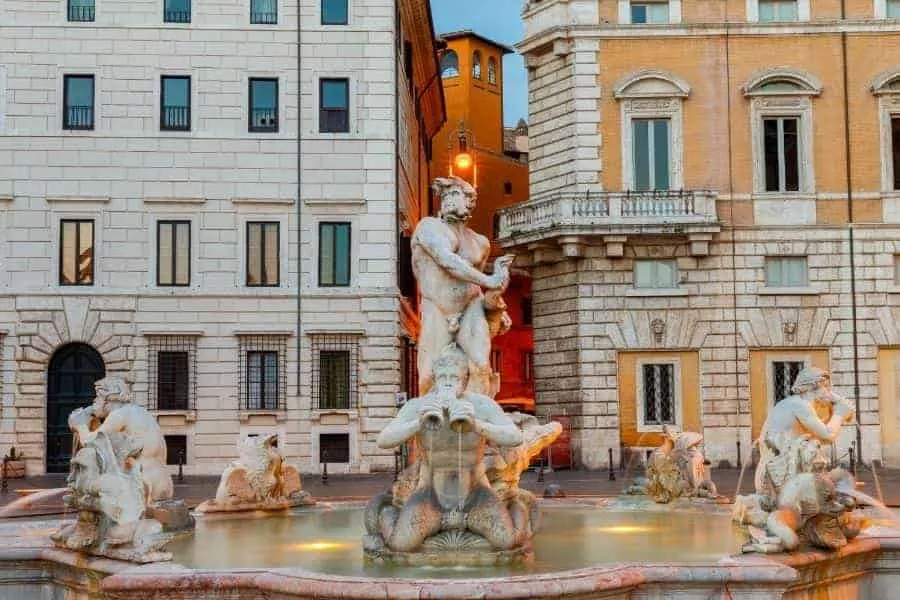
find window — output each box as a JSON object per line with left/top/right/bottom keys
{"left": 157, "top": 221, "right": 190, "bottom": 286}
{"left": 59, "top": 219, "right": 94, "bottom": 285}
{"left": 634, "top": 259, "right": 677, "bottom": 289}
{"left": 246, "top": 222, "right": 279, "bottom": 286}
{"left": 311, "top": 334, "right": 359, "bottom": 410}
{"left": 164, "top": 435, "right": 188, "bottom": 466}
{"left": 319, "top": 433, "right": 350, "bottom": 463}
{"left": 521, "top": 297, "right": 533, "bottom": 325}
{"left": 632, "top": 118, "right": 670, "bottom": 190}
{"left": 67, "top": 0, "right": 94, "bottom": 21}
{"left": 473, "top": 51, "right": 483, "bottom": 80}
{"left": 772, "top": 361, "right": 804, "bottom": 403}
{"left": 522, "top": 351, "right": 534, "bottom": 382}
{"left": 318, "top": 222, "right": 351, "bottom": 286}
{"left": 148, "top": 335, "right": 197, "bottom": 411}
{"left": 164, "top": 0, "right": 191, "bottom": 22}
{"left": 249, "top": 78, "right": 278, "bottom": 132}
{"left": 160, "top": 76, "right": 190, "bottom": 131}
{"left": 250, "top": 0, "right": 277, "bottom": 23}
{"left": 63, "top": 75, "right": 94, "bottom": 131}
{"left": 403, "top": 40, "right": 414, "bottom": 93}
{"left": 503, "top": 180, "right": 513, "bottom": 195}
{"left": 631, "top": 1, "right": 669, "bottom": 22}
{"left": 758, "top": 0, "right": 798, "bottom": 21}
{"left": 440, "top": 50, "right": 460, "bottom": 78}
{"left": 321, "top": 0, "right": 348, "bottom": 24}
{"left": 893, "top": 117, "right": 900, "bottom": 190}
{"left": 641, "top": 363, "right": 676, "bottom": 426}
{"left": 319, "top": 78, "right": 349, "bottom": 133}
{"left": 490, "top": 349, "right": 502, "bottom": 373}
{"left": 763, "top": 117, "right": 800, "bottom": 192}
{"left": 765, "top": 256, "right": 808, "bottom": 287}
{"left": 889, "top": 0, "right": 900, "bottom": 17}
{"left": 488, "top": 58, "right": 497, "bottom": 85}
{"left": 238, "top": 335, "right": 287, "bottom": 411}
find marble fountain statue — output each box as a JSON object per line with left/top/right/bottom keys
{"left": 2, "top": 178, "right": 900, "bottom": 599}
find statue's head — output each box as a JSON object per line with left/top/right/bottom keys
{"left": 791, "top": 367, "right": 830, "bottom": 396}
{"left": 432, "top": 176, "right": 476, "bottom": 223}
{"left": 92, "top": 376, "right": 133, "bottom": 417}
{"left": 431, "top": 343, "right": 469, "bottom": 397}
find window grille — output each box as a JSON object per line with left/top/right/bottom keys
{"left": 642, "top": 363, "right": 676, "bottom": 425}
{"left": 164, "top": 435, "right": 188, "bottom": 465}
{"left": 238, "top": 335, "right": 288, "bottom": 411}
{"left": 147, "top": 336, "right": 197, "bottom": 411}
{"left": 772, "top": 361, "right": 804, "bottom": 403}
{"left": 67, "top": 0, "right": 94, "bottom": 21}
{"left": 311, "top": 334, "right": 359, "bottom": 410}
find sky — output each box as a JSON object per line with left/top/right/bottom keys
{"left": 429, "top": 0, "right": 527, "bottom": 126}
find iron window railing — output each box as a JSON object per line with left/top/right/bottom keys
{"left": 148, "top": 335, "right": 198, "bottom": 411}
{"left": 161, "top": 76, "right": 191, "bottom": 131}
{"left": 161, "top": 105, "right": 190, "bottom": 131}
{"left": 238, "top": 335, "right": 288, "bottom": 411}
{"left": 63, "top": 75, "right": 95, "bottom": 131}
{"left": 59, "top": 219, "right": 94, "bottom": 285}
{"left": 250, "top": 0, "right": 277, "bottom": 23}
{"left": 65, "top": 106, "right": 94, "bottom": 130}
{"left": 249, "top": 78, "right": 279, "bottom": 132}
{"left": 311, "top": 334, "right": 359, "bottom": 410}
{"left": 67, "top": 0, "right": 95, "bottom": 21}
{"left": 164, "top": 2, "right": 191, "bottom": 22}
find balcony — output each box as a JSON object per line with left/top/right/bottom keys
{"left": 496, "top": 190, "right": 721, "bottom": 259}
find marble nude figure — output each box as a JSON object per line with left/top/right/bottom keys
{"left": 734, "top": 367, "right": 867, "bottom": 553}
{"left": 365, "top": 176, "right": 560, "bottom": 563}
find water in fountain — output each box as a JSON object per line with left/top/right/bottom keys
{"left": 0, "top": 488, "right": 69, "bottom": 518}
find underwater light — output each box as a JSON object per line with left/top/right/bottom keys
{"left": 594, "top": 525, "right": 657, "bottom": 534}
{"left": 286, "top": 541, "right": 352, "bottom": 552}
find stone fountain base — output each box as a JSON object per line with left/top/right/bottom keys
{"left": 194, "top": 491, "right": 315, "bottom": 514}
{"left": 363, "top": 531, "right": 533, "bottom": 567}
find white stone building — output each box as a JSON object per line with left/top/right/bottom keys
{"left": 0, "top": 0, "right": 444, "bottom": 475}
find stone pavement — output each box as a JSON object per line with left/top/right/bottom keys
{"left": 2, "top": 463, "right": 900, "bottom": 517}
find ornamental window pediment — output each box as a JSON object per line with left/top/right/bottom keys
{"left": 743, "top": 69, "right": 822, "bottom": 97}
{"left": 613, "top": 70, "right": 690, "bottom": 100}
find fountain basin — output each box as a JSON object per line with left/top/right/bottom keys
{"left": 1, "top": 499, "right": 898, "bottom": 599}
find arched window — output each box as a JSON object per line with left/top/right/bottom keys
{"left": 472, "top": 51, "right": 482, "bottom": 80}
{"left": 487, "top": 57, "right": 497, "bottom": 85}
{"left": 440, "top": 50, "right": 459, "bottom": 78}
{"left": 871, "top": 71, "right": 900, "bottom": 191}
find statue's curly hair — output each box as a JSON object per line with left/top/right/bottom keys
{"left": 95, "top": 375, "right": 134, "bottom": 404}
{"left": 791, "top": 367, "right": 830, "bottom": 395}
{"left": 431, "top": 176, "right": 476, "bottom": 218}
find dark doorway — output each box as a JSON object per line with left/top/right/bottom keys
{"left": 46, "top": 343, "right": 105, "bottom": 473}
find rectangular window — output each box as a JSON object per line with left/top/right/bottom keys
{"left": 765, "top": 256, "right": 807, "bottom": 287}
{"left": 895, "top": 255, "right": 900, "bottom": 285}
{"left": 523, "top": 351, "right": 534, "bottom": 382}
{"left": 247, "top": 350, "right": 279, "bottom": 410}
{"left": 490, "top": 349, "right": 502, "bottom": 373}
{"left": 160, "top": 76, "right": 191, "bottom": 131}
{"left": 157, "top": 221, "right": 191, "bottom": 286}
{"left": 250, "top": 0, "right": 277, "bottom": 23}
{"left": 63, "top": 75, "right": 94, "bottom": 131}
{"left": 246, "top": 222, "right": 279, "bottom": 286}
{"left": 148, "top": 335, "right": 197, "bottom": 411}
{"left": 892, "top": 117, "right": 900, "bottom": 190}
{"left": 311, "top": 334, "right": 359, "bottom": 410}
{"left": 164, "top": 435, "right": 188, "bottom": 466}
{"left": 632, "top": 118, "right": 670, "bottom": 191}
{"left": 318, "top": 222, "right": 351, "bottom": 287}
{"left": 164, "top": 0, "right": 191, "bottom": 22}
{"left": 888, "top": 0, "right": 900, "bottom": 17}
{"left": 521, "top": 297, "right": 533, "bottom": 326}
{"left": 758, "top": 0, "right": 798, "bottom": 21}
{"left": 59, "top": 219, "right": 94, "bottom": 285}
{"left": 321, "top": 0, "right": 348, "bottom": 24}
{"left": 634, "top": 259, "right": 677, "bottom": 289}
{"left": 319, "top": 78, "right": 350, "bottom": 133}
{"left": 318, "top": 350, "right": 351, "bottom": 409}
{"left": 630, "top": 1, "right": 669, "bottom": 23}
{"left": 320, "top": 433, "right": 350, "bottom": 463}
{"left": 642, "top": 363, "right": 676, "bottom": 426}
{"left": 67, "top": 0, "right": 94, "bottom": 21}
{"left": 763, "top": 117, "right": 800, "bottom": 192}
{"left": 772, "top": 361, "right": 804, "bottom": 403}
{"left": 249, "top": 78, "right": 278, "bottom": 132}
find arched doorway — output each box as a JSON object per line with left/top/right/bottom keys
{"left": 46, "top": 343, "right": 105, "bottom": 473}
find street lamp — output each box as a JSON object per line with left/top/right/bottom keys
{"left": 449, "top": 122, "right": 476, "bottom": 186}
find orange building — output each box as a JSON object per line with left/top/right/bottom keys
{"left": 429, "top": 30, "right": 535, "bottom": 412}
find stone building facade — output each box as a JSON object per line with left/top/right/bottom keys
{"left": 0, "top": 0, "right": 444, "bottom": 475}
{"left": 498, "top": 0, "right": 900, "bottom": 468}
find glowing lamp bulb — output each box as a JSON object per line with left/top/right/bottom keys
{"left": 454, "top": 152, "right": 473, "bottom": 171}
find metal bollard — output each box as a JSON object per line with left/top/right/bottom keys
{"left": 393, "top": 449, "right": 402, "bottom": 482}
{"left": 608, "top": 448, "right": 616, "bottom": 481}
{"left": 177, "top": 449, "right": 185, "bottom": 482}
{"left": 736, "top": 439, "right": 742, "bottom": 470}
{"left": 321, "top": 450, "right": 329, "bottom": 485}
{"left": 849, "top": 445, "right": 857, "bottom": 478}
{"left": 0, "top": 456, "right": 8, "bottom": 493}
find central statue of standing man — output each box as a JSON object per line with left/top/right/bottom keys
{"left": 411, "top": 176, "right": 514, "bottom": 396}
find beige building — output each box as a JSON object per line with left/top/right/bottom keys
{"left": 499, "top": 0, "right": 900, "bottom": 468}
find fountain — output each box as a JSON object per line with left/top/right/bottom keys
{"left": 1, "top": 179, "right": 899, "bottom": 599}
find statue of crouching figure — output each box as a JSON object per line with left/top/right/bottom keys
{"left": 198, "top": 433, "right": 312, "bottom": 512}
{"left": 633, "top": 425, "right": 719, "bottom": 504}
{"left": 52, "top": 376, "right": 194, "bottom": 562}
{"left": 733, "top": 367, "right": 867, "bottom": 553}
{"left": 364, "top": 344, "right": 529, "bottom": 563}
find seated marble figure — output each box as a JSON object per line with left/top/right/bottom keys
{"left": 364, "top": 343, "right": 529, "bottom": 559}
